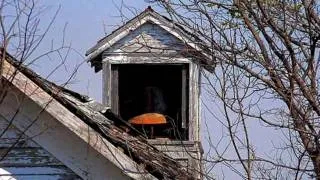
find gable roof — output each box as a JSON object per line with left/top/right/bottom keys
{"left": 0, "top": 49, "right": 194, "bottom": 180}
{"left": 86, "top": 6, "right": 215, "bottom": 72}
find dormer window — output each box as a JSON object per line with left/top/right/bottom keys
{"left": 111, "top": 64, "right": 189, "bottom": 140}
{"left": 86, "top": 7, "right": 206, "bottom": 178}
{"left": 86, "top": 11, "right": 205, "bottom": 142}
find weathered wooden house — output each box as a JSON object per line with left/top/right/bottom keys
{"left": 0, "top": 7, "right": 213, "bottom": 180}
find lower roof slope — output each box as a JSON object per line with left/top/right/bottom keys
{"left": 1, "top": 49, "right": 194, "bottom": 180}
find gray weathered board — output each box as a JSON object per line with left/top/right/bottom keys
{"left": 0, "top": 118, "right": 81, "bottom": 180}
{"left": 102, "top": 22, "right": 186, "bottom": 56}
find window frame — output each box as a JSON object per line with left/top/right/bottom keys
{"left": 102, "top": 56, "right": 200, "bottom": 141}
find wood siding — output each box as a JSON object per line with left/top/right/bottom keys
{"left": 0, "top": 118, "right": 81, "bottom": 180}
{"left": 103, "top": 22, "right": 185, "bottom": 56}
{"left": 0, "top": 85, "right": 133, "bottom": 180}
{"left": 99, "top": 19, "right": 203, "bottom": 179}
{"left": 148, "top": 140, "right": 203, "bottom": 179}
{"left": 2, "top": 59, "right": 155, "bottom": 180}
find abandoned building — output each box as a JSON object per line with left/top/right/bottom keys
{"left": 0, "top": 7, "right": 213, "bottom": 180}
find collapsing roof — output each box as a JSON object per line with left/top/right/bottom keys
{"left": 0, "top": 49, "right": 195, "bottom": 179}
{"left": 86, "top": 6, "right": 215, "bottom": 73}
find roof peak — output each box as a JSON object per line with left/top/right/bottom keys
{"left": 145, "top": 5, "right": 154, "bottom": 12}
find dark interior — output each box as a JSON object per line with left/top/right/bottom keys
{"left": 116, "top": 64, "right": 188, "bottom": 140}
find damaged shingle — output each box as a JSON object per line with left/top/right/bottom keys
{"left": 1, "top": 49, "right": 195, "bottom": 180}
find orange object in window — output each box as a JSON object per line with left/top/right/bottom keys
{"left": 129, "top": 113, "right": 167, "bottom": 125}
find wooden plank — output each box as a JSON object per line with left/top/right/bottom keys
{"left": 0, "top": 157, "right": 62, "bottom": 167}
{"left": 151, "top": 145, "right": 198, "bottom": 152}
{"left": 188, "top": 63, "right": 200, "bottom": 141}
{"left": 106, "top": 56, "right": 190, "bottom": 64}
{"left": 103, "top": 51, "right": 185, "bottom": 58}
{"left": 0, "top": 118, "right": 78, "bottom": 177}
{"left": 102, "top": 62, "right": 111, "bottom": 106}
{"left": 181, "top": 64, "right": 188, "bottom": 129}
{"left": 111, "top": 65, "right": 119, "bottom": 115}
{"left": 148, "top": 139, "right": 196, "bottom": 145}
{"left": 0, "top": 148, "right": 50, "bottom": 157}
{"left": 162, "top": 151, "right": 197, "bottom": 159}
{"left": 0, "top": 138, "right": 39, "bottom": 148}
{"left": 0, "top": 166, "right": 75, "bottom": 175}
{"left": 0, "top": 117, "right": 40, "bottom": 148}
{"left": 0, "top": 174, "right": 81, "bottom": 180}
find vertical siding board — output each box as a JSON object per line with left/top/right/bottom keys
{"left": 189, "top": 62, "right": 200, "bottom": 141}
{"left": 102, "top": 61, "right": 111, "bottom": 106}
{"left": 181, "top": 65, "right": 188, "bottom": 129}
{"left": 111, "top": 65, "right": 119, "bottom": 115}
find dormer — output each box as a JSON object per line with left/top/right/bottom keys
{"left": 86, "top": 7, "right": 213, "bottom": 178}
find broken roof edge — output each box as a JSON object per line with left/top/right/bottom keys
{"left": 0, "top": 52, "right": 156, "bottom": 180}
{"left": 0, "top": 49, "right": 195, "bottom": 180}
{"left": 85, "top": 6, "right": 155, "bottom": 56}
{"left": 85, "top": 6, "right": 216, "bottom": 72}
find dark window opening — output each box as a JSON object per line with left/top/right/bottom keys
{"left": 112, "top": 64, "right": 189, "bottom": 140}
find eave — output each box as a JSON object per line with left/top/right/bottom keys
{"left": 86, "top": 7, "right": 215, "bottom": 73}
